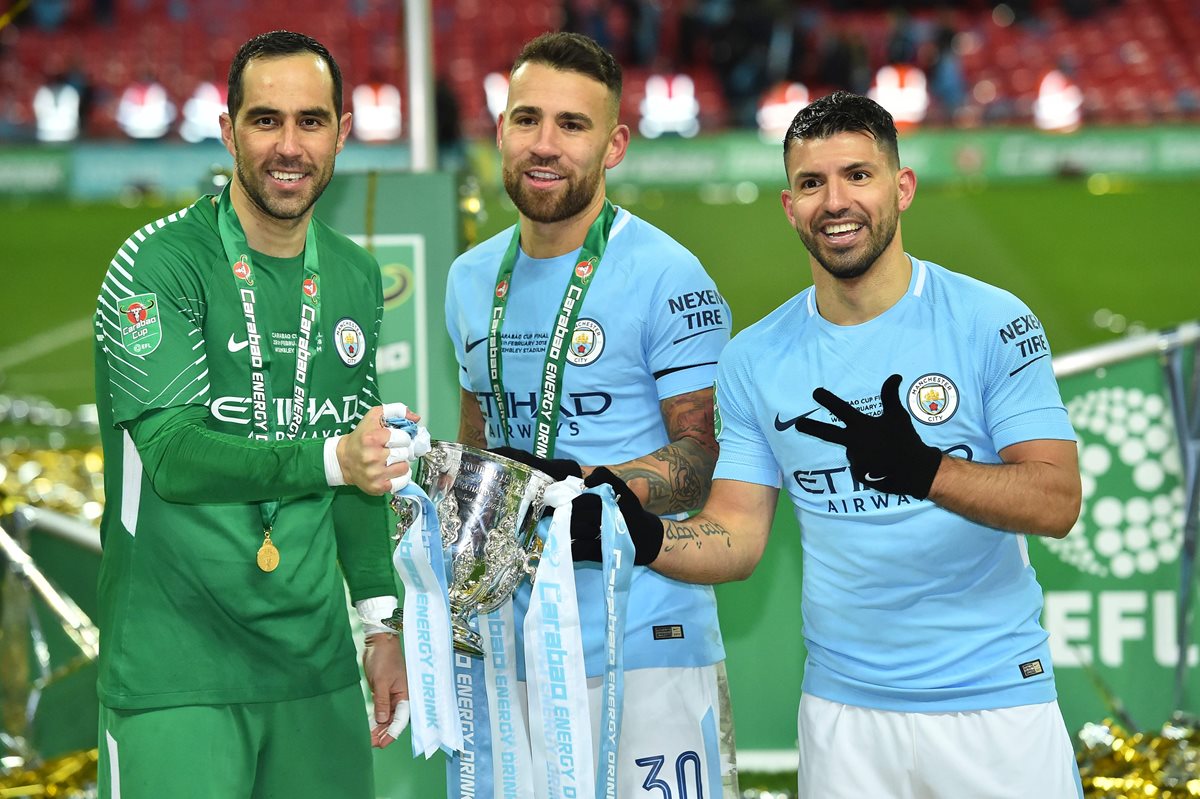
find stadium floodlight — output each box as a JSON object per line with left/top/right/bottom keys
{"left": 757, "top": 81, "right": 809, "bottom": 144}
{"left": 352, "top": 82, "right": 403, "bottom": 142}
{"left": 869, "top": 64, "right": 929, "bottom": 130}
{"left": 638, "top": 74, "right": 700, "bottom": 139}
{"left": 115, "top": 79, "right": 176, "bottom": 140}
{"left": 178, "top": 81, "right": 226, "bottom": 143}
{"left": 1034, "top": 69, "right": 1083, "bottom": 133}
{"left": 484, "top": 72, "right": 509, "bottom": 125}
{"left": 33, "top": 83, "right": 80, "bottom": 142}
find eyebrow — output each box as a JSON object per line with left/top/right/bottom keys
{"left": 793, "top": 160, "right": 876, "bottom": 179}
{"left": 241, "top": 105, "right": 334, "bottom": 122}
{"left": 509, "top": 105, "right": 595, "bottom": 127}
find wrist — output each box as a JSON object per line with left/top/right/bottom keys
{"left": 325, "top": 436, "right": 347, "bottom": 487}
{"left": 356, "top": 595, "right": 399, "bottom": 637}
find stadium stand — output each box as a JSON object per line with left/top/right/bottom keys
{"left": 0, "top": 0, "right": 1198, "bottom": 141}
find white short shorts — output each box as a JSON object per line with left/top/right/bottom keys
{"left": 518, "top": 663, "right": 739, "bottom": 798}
{"left": 796, "top": 694, "right": 1083, "bottom": 799}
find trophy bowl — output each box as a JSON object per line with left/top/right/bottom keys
{"left": 386, "top": 441, "right": 553, "bottom": 657}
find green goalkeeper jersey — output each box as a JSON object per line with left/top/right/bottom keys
{"left": 92, "top": 194, "right": 395, "bottom": 709}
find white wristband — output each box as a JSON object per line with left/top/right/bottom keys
{"left": 356, "top": 595, "right": 400, "bottom": 637}
{"left": 324, "top": 436, "right": 346, "bottom": 487}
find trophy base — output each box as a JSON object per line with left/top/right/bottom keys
{"left": 380, "top": 609, "right": 486, "bottom": 658}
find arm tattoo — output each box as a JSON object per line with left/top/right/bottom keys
{"left": 663, "top": 519, "right": 733, "bottom": 553}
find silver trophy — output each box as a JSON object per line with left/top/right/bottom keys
{"left": 385, "top": 441, "right": 553, "bottom": 657}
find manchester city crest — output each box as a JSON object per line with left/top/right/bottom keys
{"left": 334, "top": 317, "right": 366, "bottom": 366}
{"left": 906, "top": 373, "right": 959, "bottom": 425}
{"left": 565, "top": 318, "right": 604, "bottom": 366}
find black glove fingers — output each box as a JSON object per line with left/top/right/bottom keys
{"left": 792, "top": 416, "right": 849, "bottom": 445}
{"left": 811, "top": 386, "right": 862, "bottom": 422}
{"left": 879, "top": 373, "right": 907, "bottom": 417}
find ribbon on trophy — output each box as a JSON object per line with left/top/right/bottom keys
{"left": 525, "top": 476, "right": 594, "bottom": 799}
{"left": 480, "top": 599, "right": 536, "bottom": 799}
{"left": 388, "top": 420, "right": 463, "bottom": 758}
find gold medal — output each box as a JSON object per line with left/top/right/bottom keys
{"left": 256, "top": 529, "right": 280, "bottom": 572}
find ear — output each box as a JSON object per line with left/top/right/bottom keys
{"left": 219, "top": 112, "right": 235, "bottom": 158}
{"left": 335, "top": 111, "right": 352, "bottom": 154}
{"left": 495, "top": 113, "right": 505, "bottom": 151}
{"left": 897, "top": 166, "right": 917, "bottom": 212}
{"left": 780, "top": 188, "right": 798, "bottom": 228}
{"left": 604, "top": 123, "right": 631, "bottom": 170}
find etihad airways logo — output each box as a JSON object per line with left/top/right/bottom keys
{"left": 209, "top": 394, "right": 361, "bottom": 429}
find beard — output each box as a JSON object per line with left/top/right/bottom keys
{"left": 797, "top": 201, "right": 900, "bottom": 281}
{"left": 502, "top": 160, "right": 603, "bottom": 224}
{"left": 233, "top": 150, "right": 334, "bottom": 222}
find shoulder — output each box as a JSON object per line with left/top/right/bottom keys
{"left": 113, "top": 198, "right": 220, "bottom": 275}
{"left": 449, "top": 225, "right": 514, "bottom": 278}
{"left": 607, "top": 209, "right": 705, "bottom": 276}
{"left": 313, "top": 217, "right": 378, "bottom": 278}
{"left": 723, "top": 290, "right": 812, "bottom": 365}
{"left": 916, "top": 259, "right": 1035, "bottom": 329}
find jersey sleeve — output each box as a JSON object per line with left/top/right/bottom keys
{"left": 978, "top": 293, "right": 1077, "bottom": 451}
{"left": 95, "top": 230, "right": 210, "bottom": 426}
{"left": 444, "top": 258, "right": 472, "bottom": 391}
{"left": 644, "top": 252, "right": 732, "bottom": 401}
{"left": 334, "top": 251, "right": 396, "bottom": 600}
{"left": 712, "top": 340, "right": 783, "bottom": 488}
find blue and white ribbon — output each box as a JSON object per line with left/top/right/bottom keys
{"left": 393, "top": 480, "right": 463, "bottom": 758}
{"left": 482, "top": 601, "right": 536, "bottom": 799}
{"left": 592, "top": 484, "right": 635, "bottom": 799}
{"left": 525, "top": 477, "right": 594, "bottom": 799}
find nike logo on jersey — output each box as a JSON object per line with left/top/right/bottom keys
{"left": 228, "top": 334, "right": 249, "bottom": 353}
{"left": 864, "top": 473, "right": 887, "bottom": 482}
{"left": 773, "top": 408, "right": 818, "bottom": 431}
{"left": 465, "top": 336, "right": 489, "bottom": 353}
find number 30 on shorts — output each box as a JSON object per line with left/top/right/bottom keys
{"left": 635, "top": 751, "right": 706, "bottom": 798}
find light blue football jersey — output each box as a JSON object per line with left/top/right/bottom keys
{"left": 446, "top": 207, "right": 730, "bottom": 676}
{"left": 714, "top": 256, "right": 1077, "bottom": 712}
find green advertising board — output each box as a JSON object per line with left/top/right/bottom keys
{"left": 1036, "top": 338, "right": 1199, "bottom": 733}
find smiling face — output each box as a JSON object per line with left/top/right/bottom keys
{"left": 498, "top": 62, "right": 628, "bottom": 227}
{"left": 780, "top": 131, "right": 915, "bottom": 281}
{"left": 220, "top": 53, "right": 350, "bottom": 224}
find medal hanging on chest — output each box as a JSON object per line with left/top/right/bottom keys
{"left": 216, "top": 186, "right": 322, "bottom": 572}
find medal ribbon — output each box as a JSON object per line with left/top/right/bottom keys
{"left": 215, "top": 184, "right": 321, "bottom": 535}
{"left": 487, "top": 202, "right": 616, "bottom": 457}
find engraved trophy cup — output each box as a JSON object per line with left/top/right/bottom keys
{"left": 386, "top": 442, "right": 553, "bottom": 657}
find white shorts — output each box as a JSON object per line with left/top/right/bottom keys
{"left": 797, "top": 694, "right": 1083, "bottom": 799}
{"left": 519, "top": 663, "right": 739, "bottom": 798}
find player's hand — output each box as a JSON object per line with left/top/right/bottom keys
{"left": 363, "top": 632, "right": 408, "bottom": 749}
{"left": 570, "top": 467, "right": 664, "bottom": 566}
{"left": 793, "top": 374, "right": 943, "bottom": 499}
{"left": 489, "top": 446, "right": 583, "bottom": 482}
{"left": 337, "top": 405, "right": 419, "bottom": 495}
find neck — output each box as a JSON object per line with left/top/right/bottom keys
{"left": 230, "top": 178, "right": 310, "bottom": 258}
{"left": 518, "top": 191, "right": 607, "bottom": 259}
{"left": 811, "top": 240, "right": 911, "bottom": 326}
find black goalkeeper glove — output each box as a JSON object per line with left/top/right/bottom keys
{"left": 568, "top": 467, "right": 664, "bottom": 566}
{"left": 792, "top": 373, "right": 943, "bottom": 499}
{"left": 488, "top": 446, "right": 583, "bottom": 482}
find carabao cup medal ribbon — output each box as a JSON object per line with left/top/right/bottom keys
{"left": 525, "top": 476, "right": 597, "bottom": 799}
{"left": 479, "top": 600, "right": 536, "bottom": 799}
{"left": 590, "top": 484, "right": 636, "bottom": 799}
{"left": 387, "top": 417, "right": 462, "bottom": 757}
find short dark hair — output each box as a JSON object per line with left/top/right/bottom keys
{"left": 783, "top": 91, "right": 899, "bottom": 168}
{"left": 227, "top": 30, "right": 343, "bottom": 121}
{"left": 511, "top": 32, "right": 622, "bottom": 106}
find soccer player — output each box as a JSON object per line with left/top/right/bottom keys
{"left": 445, "top": 32, "right": 737, "bottom": 797}
{"left": 582, "top": 91, "right": 1086, "bottom": 798}
{"left": 92, "top": 31, "right": 415, "bottom": 799}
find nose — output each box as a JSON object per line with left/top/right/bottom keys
{"left": 529, "top": 123, "right": 561, "bottom": 160}
{"left": 276, "top": 120, "right": 303, "bottom": 158}
{"left": 821, "top": 179, "right": 851, "bottom": 215}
